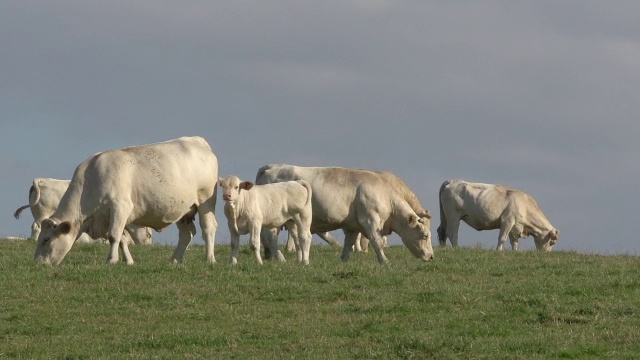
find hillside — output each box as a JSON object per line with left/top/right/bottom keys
{"left": 1, "top": 239, "right": 639, "bottom": 359}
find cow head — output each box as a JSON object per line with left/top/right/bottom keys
{"left": 534, "top": 228, "right": 559, "bottom": 252}
{"left": 218, "top": 176, "right": 253, "bottom": 202}
{"left": 34, "top": 218, "right": 80, "bottom": 265}
{"left": 398, "top": 214, "right": 435, "bottom": 261}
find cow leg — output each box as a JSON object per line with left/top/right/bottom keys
{"left": 316, "top": 231, "right": 340, "bottom": 247}
{"left": 353, "top": 233, "right": 364, "bottom": 252}
{"left": 229, "top": 231, "right": 241, "bottom": 265}
{"left": 107, "top": 205, "right": 134, "bottom": 265}
{"left": 360, "top": 234, "right": 371, "bottom": 253}
{"left": 197, "top": 202, "right": 217, "bottom": 264}
{"left": 31, "top": 221, "right": 42, "bottom": 241}
{"left": 287, "top": 221, "right": 303, "bottom": 263}
{"left": 292, "top": 216, "right": 312, "bottom": 265}
{"left": 362, "top": 230, "right": 388, "bottom": 264}
{"left": 340, "top": 230, "right": 360, "bottom": 261}
{"left": 285, "top": 229, "right": 296, "bottom": 252}
{"left": 496, "top": 218, "right": 516, "bottom": 251}
{"left": 119, "top": 230, "right": 134, "bottom": 265}
{"left": 261, "top": 228, "right": 273, "bottom": 260}
{"left": 509, "top": 235, "right": 519, "bottom": 251}
{"left": 249, "top": 225, "right": 264, "bottom": 265}
{"left": 172, "top": 218, "right": 196, "bottom": 263}
{"left": 359, "top": 213, "right": 388, "bottom": 264}
{"left": 261, "top": 228, "right": 286, "bottom": 262}
{"left": 446, "top": 219, "right": 461, "bottom": 247}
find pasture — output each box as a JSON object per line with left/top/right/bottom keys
{"left": 1, "top": 239, "right": 639, "bottom": 359}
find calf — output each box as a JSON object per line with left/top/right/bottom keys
{"left": 218, "top": 175, "right": 313, "bottom": 265}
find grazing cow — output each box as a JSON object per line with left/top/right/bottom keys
{"left": 14, "top": 178, "right": 152, "bottom": 245}
{"left": 257, "top": 168, "right": 428, "bottom": 256}
{"left": 255, "top": 164, "right": 434, "bottom": 264}
{"left": 437, "top": 179, "right": 559, "bottom": 251}
{"left": 33, "top": 136, "right": 218, "bottom": 265}
{"left": 218, "top": 175, "right": 313, "bottom": 265}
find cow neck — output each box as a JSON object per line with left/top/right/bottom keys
{"left": 388, "top": 197, "right": 414, "bottom": 232}
{"left": 525, "top": 215, "right": 554, "bottom": 238}
{"left": 523, "top": 204, "right": 554, "bottom": 237}
{"left": 52, "top": 179, "right": 85, "bottom": 229}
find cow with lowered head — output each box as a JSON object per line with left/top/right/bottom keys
{"left": 437, "top": 179, "right": 559, "bottom": 251}
{"left": 15, "top": 177, "right": 152, "bottom": 245}
{"left": 255, "top": 164, "right": 434, "bottom": 264}
{"left": 34, "top": 136, "right": 219, "bottom": 265}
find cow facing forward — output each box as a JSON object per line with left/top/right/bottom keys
{"left": 437, "top": 179, "right": 559, "bottom": 251}
{"left": 34, "top": 136, "right": 218, "bottom": 265}
{"left": 218, "top": 175, "right": 313, "bottom": 265}
{"left": 14, "top": 178, "right": 152, "bottom": 245}
{"left": 255, "top": 164, "right": 434, "bottom": 264}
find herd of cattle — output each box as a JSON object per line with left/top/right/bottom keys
{"left": 13, "top": 136, "right": 559, "bottom": 266}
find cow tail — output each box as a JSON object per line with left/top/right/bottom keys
{"left": 13, "top": 205, "right": 30, "bottom": 219}
{"left": 300, "top": 180, "right": 312, "bottom": 206}
{"left": 15, "top": 181, "right": 41, "bottom": 219}
{"left": 31, "top": 180, "right": 42, "bottom": 208}
{"left": 436, "top": 180, "right": 450, "bottom": 244}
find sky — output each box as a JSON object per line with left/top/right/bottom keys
{"left": 2, "top": 1, "right": 639, "bottom": 256}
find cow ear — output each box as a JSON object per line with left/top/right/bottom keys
{"left": 551, "top": 229, "right": 559, "bottom": 240}
{"left": 58, "top": 221, "right": 72, "bottom": 235}
{"left": 217, "top": 177, "right": 224, "bottom": 186}
{"left": 240, "top": 181, "right": 254, "bottom": 190}
{"left": 423, "top": 210, "right": 432, "bottom": 219}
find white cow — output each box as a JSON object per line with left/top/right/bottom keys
{"left": 258, "top": 168, "right": 427, "bottom": 256}
{"left": 437, "top": 179, "right": 559, "bottom": 251}
{"left": 14, "top": 178, "right": 152, "bottom": 245}
{"left": 218, "top": 175, "right": 313, "bottom": 265}
{"left": 33, "top": 136, "right": 218, "bottom": 265}
{"left": 255, "top": 164, "right": 434, "bottom": 264}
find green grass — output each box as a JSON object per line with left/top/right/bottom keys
{"left": 1, "top": 239, "right": 639, "bottom": 359}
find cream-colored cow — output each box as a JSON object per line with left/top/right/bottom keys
{"left": 255, "top": 164, "right": 433, "bottom": 264}
{"left": 437, "top": 179, "right": 559, "bottom": 251}
{"left": 34, "top": 137, "right": 218, "bottom": 265}
{"left": 15, "top": 178, "right": 151, "bottom": 245}
{"left": 218, "top": 175, "right": 313, "bottom": 265}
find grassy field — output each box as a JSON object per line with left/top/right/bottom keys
{"left": 1, "top": 239, "right": 639, "bottom": 359}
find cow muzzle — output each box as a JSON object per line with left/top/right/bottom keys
{"left": 421, "top": 253, "right": 435, "bottom": 262}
